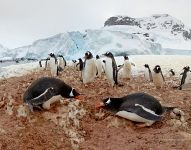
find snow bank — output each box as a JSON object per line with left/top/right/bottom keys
{"left": 0, "top": 55, "right": 190, "bottom": 80}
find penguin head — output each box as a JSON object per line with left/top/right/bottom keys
{"left": 144, "top": 64, "right": 149, "bottom": 68}
{"left": 96, "top": 98, "right": 123, "bottom": 112}
{"left": 96, "top": 55, "right": 100, "bottom": 59}
{"left": 124, "top": 55, "right": 129, "bottom": 60}
{"left": 103, "top": 52, "right": 114, "bottom": 58}
{"left": 153, "top": 65, "right": 161, "bottom": 73}
{"left": 84, "top": 51, "right": 93, "bottom": 59}
{"left": 49, "top": 53, "right": 55, "bottom": 57}
{"left": 169, "top": 69, "right": 175, "bottom": 76}
{"left": 78, "top": 58, "right": 83, "bottom": 62}
{"left": 72, "top": 60, "right": 77, "bottom": 63}
{"left": 58, "top": 55, "right": 63, "bottom": 58}
{"left": 68, "top": 88, "right": 83, "bottom": 101}
{"left": 183, "top": 66, "right": 190, "bottom": 72}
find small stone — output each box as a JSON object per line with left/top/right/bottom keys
{"left": 180, "top": 116, "right": 185, "bottom": 123}
{"left": 17, "top": 105, "right": 29, "bottom": 118}
{"left": 173, "top": 108, "right": 181, "bottom": 115}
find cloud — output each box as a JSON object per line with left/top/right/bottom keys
{"left": 0, "top": 0, "right": 190, "bottom": 48}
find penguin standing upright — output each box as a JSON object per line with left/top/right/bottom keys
{"left": 152, "top": 65, "right": 165, "bottom": 89}
{"left": 49, "top": 53, "right": 58, "bottom": 76}
{"left": 95, "top": 55, "right": 103, "bottom": 77}
{"left": 72, "top": 60, "right": 77, "bottom": 69}
{"left": 39, "top": 59, "right": 48, "bottom": 69}
{"left": 169, "top": 69, "right": 175, "bottom": 77}
{"left": 57, "top": 55, "right": 66, "bottom": 71}
{"left": 82, "top": 51, "right": 97, "bottom": 84}
{"left": 76, "top": 58, "right": 84, "bottom": 71}
{"left": 179, "top": 66, "right": 191, "bottom": 90}
{"left": 119, "top": 55, "right": 135, "bottom": 79}
{"left": 45, "top": 58, "right": 50, "bottom": 70}
{"left": 103, "top": 52, "right": 118, "bottom": 86}
{"left": 144, "top": 64, "right": 153, "bottom": 82}
{"left": 96, "top": 92, "right": 175, "bottom": 127}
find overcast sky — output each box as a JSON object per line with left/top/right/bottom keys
{"left": 0, "top": 0, "right": 190, "bottom": 49}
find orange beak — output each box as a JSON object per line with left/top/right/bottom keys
{"left": 74, "top": 95, "right": 84, "bottom": 101}
{"left": 95, "top": 102, "right": 105, "bottom": 109}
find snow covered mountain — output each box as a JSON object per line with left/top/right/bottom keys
{"left": 0, "top": 14, "right": 191, "bottom": 60}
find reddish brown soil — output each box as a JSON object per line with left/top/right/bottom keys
{"left": 0, "top": 66, "right": 190, "bottom": 150}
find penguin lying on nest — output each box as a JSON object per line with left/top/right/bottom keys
{"left": 96, "top": 92, "right": 175, "bottom": 127}
{"left": 23, "top": 77, "right": 83, "bottom": 112}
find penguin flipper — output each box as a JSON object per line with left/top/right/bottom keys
{"left": 121, "top": 105, "right": 162, "bottom": 121}
{"left": 30, "top": 88, "right": 56, "bottom": 106}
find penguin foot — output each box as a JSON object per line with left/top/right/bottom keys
{"left": 136, "top": 123, "right": 148, "bottom": 128}
{"left": 136, "top": 122, "right": 154, "bottom": 128}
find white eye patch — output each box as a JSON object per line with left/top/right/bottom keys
{"left": 106, "top": 98, "right": 111, "bottom": 104}
{"left": 69, "top": 88, "right": 74, "bottom": 97}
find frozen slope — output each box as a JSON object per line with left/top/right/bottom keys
{"left": 0, "top": 14, "right": 191, "bottom": 60}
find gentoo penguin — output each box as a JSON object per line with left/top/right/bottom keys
{"left": 95, "top": 55, "right": 103, "bottom": 77}
{"left": 118, "top": 55, "right": 135, "bottom": 79}
{"left": 49, "top": 53, "right": 58, "bottom": 76}
{"left": 102, "top": 60, "right": 106, "bottom": 73}
{"left": 144, "top": 64, "right": 153, "bottom": 82}
{"left": 96, "top": 92, "right": 175, "bottom": 126}
{"left": 152, "top": 65, "right": 165, "bottom": 89}
{"left": 179, "top": 66, "right": 191, "bottom": 90}
{"left": 76, "top": 58, "right": 84, "bottom": 71}
{"left": 57, "top": 55, "right": 66, "bottom": 71}
{"left": 39, "top": 59, "right": 48, "bottom": 68}
{"left": 169, "top": 69, "right": 175, "bottom": 77}
{"left": 82, "top": 51, "right": 97, "bottom": 84}
{"left": 39, "top": 60, "right": 43, "bottom": 67}
{"left": 72, "top": 60, "right": 77, "bottom": 69}
{"left": 23, "top": 77, "right": 83, "bottom": 112}
{"left": 103, "top": 52, "right": 118, "bottom": 86}
{"left": 45, "top": 58, "right": 50, "bottom": 70}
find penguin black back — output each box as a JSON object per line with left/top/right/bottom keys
{"left": 78, "top": 58, "right": 84, "bottom": 71}
{"left": 23, "top": 77, "right": 80, "bottom": 103}
{"left": 102, "top": 93, "right": 163, "bottom": 115}
{"left": 179, "top": 66, "right": 190, "bottom": 90}
{"left": 144, "top": 64, "right": 153, "bottom": 81}
{"left": 103, "top": 52, "right": 118, "bottom": 85}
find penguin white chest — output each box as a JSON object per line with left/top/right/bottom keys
{"left": 58, "top": 57, "right": 65, "bottom": 69}
{"left": 122, "top": 60, "right": 132, "bottom": 78}
{"left": 82, "top": 59, "right": 97, "bottom": 84}
{"left": 185, "top": 72, "right": 191, "bottom": 84}
{"left": 104, "top": 58, "right": 114, "bottom": 82}
{"left": 49, "top": 58, "right": 57, "bottom": 76}
{"left": 152, "top": 72, "right": 164, "bottom": 88}
{"left": 144, "top": 68, "right": 150, "bottom": 81}
{"left": 116, "top": 111, "right": 155, "bottom": 125}
{"left": 96, "top": 59, "right": 103, "bottom": 76}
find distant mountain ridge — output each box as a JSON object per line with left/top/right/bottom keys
{"left": 0, "top": 14, "right": 191, "bottom": 60}
{"left": 104, "top": 14, "right": 191, "bottom": 40}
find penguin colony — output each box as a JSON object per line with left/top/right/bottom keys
{"left": 24, "top": 51, "right": 190, "bottom": 127}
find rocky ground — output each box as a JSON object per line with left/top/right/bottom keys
{"left": 0, "top": 66, "right": 190, "bottom": 150}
